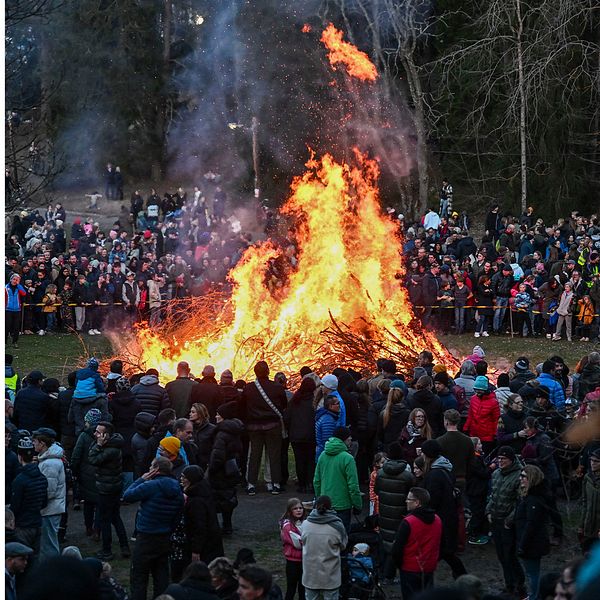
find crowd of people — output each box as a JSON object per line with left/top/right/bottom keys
{"left": 5, "top": 343, "right": 600, "bottom": 600}
{"left": 5, "top": 179, "right": 600, "bottom": 347}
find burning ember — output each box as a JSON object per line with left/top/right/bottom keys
{"left": 114, "top": 24, "right": 454, "bottom": 381}
{"left": 320, "top": 23, "right": 378, "bottom": 82}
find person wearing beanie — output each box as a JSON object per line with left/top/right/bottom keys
{"left": 319, "top": 373, "right": 347, "bottom": 429}
{"left": 433, "top": 372, "right": 458, "bottom": 411}
{"left": 534, "top": 361, "right": 565, "bottom": 411}
{"left": 495, "top": 373, "right": 512, "bottom": 412}
{"left": 131, "top": 368, "right": 171, "bottom": 418}
{"left": 173, "top": 465, "right": 223, "bottom": 580}
{"left": 105, "top": 360, "right": 123, "bottom": 394}
{"left": 241, "top": 360, "right": 287, "bottom": 496}
{"left": 70, "top": 357, "right": 109, "bottom": 436}
{"left": 407, "top": 375, "right": 445, "bottom": 437}
{"left": 209, "top": 401, "right": 244, "bottom": 534}
{"left": 419, "top": 439, "right": 467, "bottom": 579}
{"left": 109, "top": 376, "right": 141, "bottom": 492}
{"left": 156, "top": 434, "right": 186, "bottom": 479}
{"left": 165, "top": 361, "right": 200, "bottom": 418}
{"left": 464, "top": 376, "right": 500, "bottom": 455}
{"left": 313, "top": 427, "right": 362, "bottom": 534}
{"left": 191, "top": 364, "right": 223, "bottom": 422}
{"left": 315, "top": 394, "right": 343, "bottom": 461}
{"left": 510, "top": 357, "right": 536, "bottom": 393}
{"left": 466, "top": 346, "right": 486, "bottom": 365}
{"left": 374, "top": 441, "right": 414, "bottom": 581}
{"left": 487, "top": 445, "right": 525, "bottom": 596}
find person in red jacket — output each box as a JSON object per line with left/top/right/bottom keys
{"left": 280, "top": 497, "right": 306, "bottom": 600}
{"left": 464, "top": 376, "right": 500, "bottom": 456}
{"left": 392, "top": 487, "right": 442, "bottom": 600}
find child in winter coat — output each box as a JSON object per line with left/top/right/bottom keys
{"left": 347, "top": 543, "right": 374, "bottom": 584}
{"left": 577, "top": 295, "right": 595, "bottom": 341}
{"left": 369, "top": 452, "right": 387, "bottom": 516}
{"left": 513, "top": 283, "right": 535, "bottom": 336}
{"left": 41, "top": 283, "right": 58, "bottom": 333}
{"left": 466, "top": 436, "right": 492, "bottom": 545}
{"left": 280, "top": 498, "right": 306, "bottom": 600}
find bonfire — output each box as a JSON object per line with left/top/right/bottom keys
{"left": 113, "top": 25, "right": 455, "bottom": 381}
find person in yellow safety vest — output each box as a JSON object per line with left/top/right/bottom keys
{"left": 5, "top": 354, "right": 20, "bottom": 402}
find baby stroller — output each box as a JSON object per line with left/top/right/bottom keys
{"left": 340, "top": 517, "right": 386, "bottom": 600}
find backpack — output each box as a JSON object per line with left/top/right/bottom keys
{"left": 452, "top": 384, "right": 466, "bottom": 414}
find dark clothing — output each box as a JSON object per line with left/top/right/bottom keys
{"left": 241, "top": 378, "right": 287, "bottom": 426}
{"left": 374, "top": 459, "right": 414, "bottom": 552}
{"left": 192, "top": 422, "right": 216, "bottom": 470}
{"left": 71, "top": 429, "right": 99, "bottom": 502}
{"left": 510, "top": 371, "right": 536, "bottom": 393}
{"left": 87, "top": 433, "right": 125, "bottom": 496}
{"left": 284, "top": 394, "right": 316, "bottom": 444}
{"left": 183, "top": 480, "right": 224, "bottom": 563}
{"left": 51, "top": 387, "right": 76, "bottom": 442}
{"left": 131, "top": 412, "right": 156, "bottom": 477}
{"left": 109, "top": 391, "right": 142, "bottom": 469}
{"left": 130, "top": 531, "right": 171, "bottom": 600}
{"left": 436, "top": 430, "right": 475, "bottom": 481}
{"left": 491, "top": 519, "right": 525, "bottom": 592}
{"left": 577, "top": 363, "right": 600, "bottom": 401}
{"left": 166, "top": 377, "right": 200, "bottom": 418}
{"left": 208, "top": 419, "right": 244, "bottom": 491}
{"left": 10, "top": 462, "right": 48, "bottom": 528}
{"left": 97, "top": 492, "right": 128, "bottom": 553}
{"left": 376, "top": 404, "right": 410, "bottom": 452}
{"left": 5, "top": 449, "right": 19, "bottom": 503}
{"left": 68, "top": 395, "right": 110, "bottom": 437}
{"left": 515, "top": 487, "right": 550, "bottom": 559}
{"left": 13, "top": 385, "right": 51, "bottom": 432}
{"left": 497, "top": 409, "right": 527, "bottom": 452}
{"left": 192, "top": 377, "right": 223, "bottom": 422}
{"left": 408, "top": 390, "right": 444, "bottom": 437}
{"left": 165, "top": 579, "right": 221, "bottom": 600}
{"left": 131, "top": 375, "right": 170, "bottom": 416}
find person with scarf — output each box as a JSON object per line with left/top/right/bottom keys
{"left": 399, "top": 408, "right": 432, "bottom": 464}
{"left": 301, "top": 495, "right": 348, "bottom": 600}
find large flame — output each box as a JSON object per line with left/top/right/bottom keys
{"left": 320, "top": 23, "right": 378, "bottom": 82}
{"left": 131, "top": 150, "right": 451, "bottom": 381}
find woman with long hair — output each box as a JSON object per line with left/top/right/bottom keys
{"left": 189, "top": 402, "right": 215, "bottom": 470}
{"left": 515, "top": 465, "right": 549, "bottom": 600}
{"left": 377, "top": 383, "right": 410, "bottom": 452}
{"left": 399, "top": 408, "right": 432, "bottom": 464}
{"left": 280, "top": 497, "right": 307, "bottom": 600}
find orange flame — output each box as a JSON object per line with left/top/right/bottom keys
{"left": 301, "top": 24, "right": 311, "bottom": 33}
{"left": 131, "top": 150, "right": 451, "bottom": 381}
{"left": 320, "top": 23, "right": 378, "bottom": 82}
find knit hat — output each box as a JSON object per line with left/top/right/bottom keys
{"left": 389, "top": 379, "right": 407, "bottom": 394}
{"left": 472, "top": 345, "right": 486, "bottom": 358}
{"left": 421, "top": 439, "right": 442, "bottom": 459}
{"left": 217, "top": 401, "right": 238, "bottom": 420}
{"left": 497, "top": 446, "right": 516, "bottom": 461}
{"left": 387, "top": 441, "right": 403, "bottom": 460}
{"left": 182, "top": 465, "right": 205, "bottom": 484}
{"left": 473, "top": 376, "right": 489, "bottom": 391}
{"left": 220, "top": 369, "right": 234, "bottom": 384}
{"left": 515, "top": 357, "right": 530, "bottom": 371}
{"left": 333, "top": 426, "right": 351, "bottom": 442}
{"left": 433, "top": 372, "right": 450, "bottom": 387}
{"left": 116, "top": 376, "right": 131, "bottom": 392}
{"left": 536, "top": 385, "right": 550, "bottom": 399}
{"left": 87, "top": 357, "right": 99, "bottom": 370}
{"left": 84, "top": 408, "right": 103, "bottom": 427}
{"left": 432, "top": 364, "right": 447, "bottom": 375}
{"left": 520, "top": 444, "right": 538, "bottom": 462}
{"left": 17, "top": 437, "right": 34, "bottom": 451}
{"left": 321, "top": 374, "right": 338, "bottom": 390}
{"left": 143, "top": 230, "right": 152, "bottom": 239}
{"left": 159, "top": 436, "right": 181, "bottom": 456}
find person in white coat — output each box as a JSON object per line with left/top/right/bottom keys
{"left": 33, "top": 427, "right": 66, "bottom": 562}
{"left": 301, "top": 496, "right": 348, "bottom": 600}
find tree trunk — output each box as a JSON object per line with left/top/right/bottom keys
{"left": 516, "top": 0, "right": 527, "bottom": 213}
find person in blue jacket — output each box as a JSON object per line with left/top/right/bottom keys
{"left": 123, "top": 455, "right": 184, "bottom": 600}
{"left": 69, "top": 357, "right": 109, "bottom": 435}
{"left": 535, "top": 360, "right": 566, "bottom": 412}
{"left": 315, "top": 395, "right": 342, "bottom": 460}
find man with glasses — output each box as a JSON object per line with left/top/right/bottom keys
{"left": 392, "top": 487, "right": 442, "bottom": 600}
{"left": 486, "top": 446, "right": 526, "bottom": 597}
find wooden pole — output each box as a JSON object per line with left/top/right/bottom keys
{"left": 252, "top": 116, "right": 259, "bottom": 199}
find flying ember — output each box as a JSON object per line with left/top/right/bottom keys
{"left": 319, "top": 23, "right": 378, "bottom": 82}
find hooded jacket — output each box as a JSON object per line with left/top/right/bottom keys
{"left": 315, "top": 407, "right": 340, "bottom": 459}
{"left": 71, "top": 429, "right": 99, "bottom": 502}
{"left": 109, "top": 391, "right": 142, "bottom": 462}
{"left": 37, "top": 442, "right": 66, "bottom": 516}
{"left": 10, "top": 462, "right": 48, "bottom": 528}
{"left": 510, "top": 370, "right": 536, "bottom": 393}
{"left": 375, "top": 459, "right": 415, "bottom": 551}
{"left": 73, "top": 366, "right": 105, "bottom": 399}
{"left": 87, "top": 433, "right": 124, "bottom": 495}
{"left": 131, "top": 374, "right": 171, "bottom": 416}
{"left": 284, "top": 386, "right": 316, "bottom": 444}
{"left": 68, "top": 394, "right": 110, "bottom": 437}
{"left": 301, "top": 509, "right": 348, "bottom": 590}
{"left": 123, "top": 474, "right": 184, "bottom": 534}
{"left": 535, "top": 373, "right": 566, "bottom": 411}
{"left": 131, "top": 411, "right": 156, "bottom": 478}
{"left": 208, "top": 418, "right": 244, "bottom": 490}
{"left": 423, "top": 456, "right": 459, "bottom": 553}
{"left": 313, "top": 437, "right": 362, "bottom": 511}
{"left": 464, "top": 391, "right": 501, "bottom": 442}
{"left": 392, "top": 506, "right": 442, "bottom": 573}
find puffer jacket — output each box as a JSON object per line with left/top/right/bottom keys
{"left": 208, "top": 418, "right": 244, "bottom": 490}
{"left": 131, "top": 375, "right": 171, "bottom": 416}
{"left": 123, "top": 474, "right": 184, "bottom": 534}
{"left": 71, "top": 429, "right": 99, "bottom": 502}
{"left": 464, "top": 392, "right": 501, "bottom": 442}
{"left": 87, "top": 433, "right": 124, "bottom": 495}
{"left": 535, "top": 373, "right": 566, "bottom": 410}
{"left": 315, "top": 407, "right": 340, "bottom": 459}
{"left": 10, "top": 462, "right": 48, "bottom": 528}
{"left": 68, "top": 395, "right": 110, "bottom": 437}
{"left": 423, "top": 456, "right": 459, "bottom": 553}
{"left": 515, "top": 484, "right": 550, "bottom": 558}
{"left": 131, "top": 412, "right": 156, "bottom": 478}
{"left": 73, "top": 367, "right": 105, "bottom": 399}
{"left": 486, "top": 459, "right": 522, "bottom": 521}
{"left": 192, "top": 421, "right": 216, "bottom": 470}
{"left": 13, "top": 385, "right": 51, "bottom": 432}
{"left": 109, "top": 391, "right": 142, "bottom": 465}
{"left": 374, "top": 459, "right": 414, "bottom": 552}
{"left": 37, "top": 442, "right": 66, "bottom": 516}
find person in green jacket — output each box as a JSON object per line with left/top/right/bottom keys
{"left": 313, "top": 427, "right": 362, "bottom": 533}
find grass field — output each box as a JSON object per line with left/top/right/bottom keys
{"left": 8, "top": 330, "right": 597, "bottom": 383}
